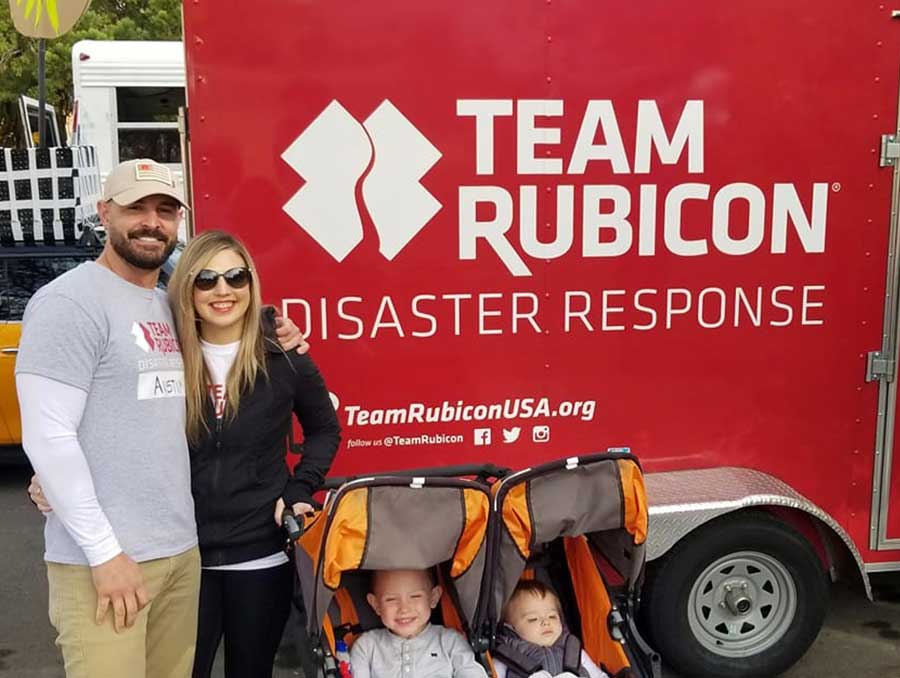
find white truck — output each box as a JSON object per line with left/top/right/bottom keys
{"left": 70, "top": 40, "right": 185, "bottom": 189}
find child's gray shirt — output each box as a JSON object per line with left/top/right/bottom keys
{"left": 349, "top": 624, "right": 488, "bottom": 678}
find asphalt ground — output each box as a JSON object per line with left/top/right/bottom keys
{"left": 2, "top": 464, "right": 899, "bottom": 678}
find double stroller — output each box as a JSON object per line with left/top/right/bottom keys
{"left": 291, "top": 451, "right": 661, "bottom": 678}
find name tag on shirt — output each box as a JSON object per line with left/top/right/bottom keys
{"left": 137, "top": 371, "right": 186, "bottom": 400}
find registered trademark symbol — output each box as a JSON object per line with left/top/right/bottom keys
{"left": 832, "top": 182, "right": 842, "bottom": 192}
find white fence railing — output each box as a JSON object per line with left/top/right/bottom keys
{"left": 0, "top": 146, "right": 101, "bottom": 247}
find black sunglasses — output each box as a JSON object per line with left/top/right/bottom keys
{"left": 193, "top": 267, "right": 252, "bottom": 291}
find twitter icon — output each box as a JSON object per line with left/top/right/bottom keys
{"left": 502, "top": 427, "right": 521, "bottom": 443}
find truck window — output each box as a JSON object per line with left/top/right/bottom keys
{"left": 18, "top": 95, "right": 63, "bottom": 148}
{"left": 115, "top": 86, "right": 184, "bottom": 164}
{"left": 24, "top": 108, "right": 61, "bottom": 147}
{"left": 0, "top": 256, "right": 93, "bottom": 322}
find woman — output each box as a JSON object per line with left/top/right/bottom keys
{"left": 168, "top": 230, "right": 340, "bottom": 677}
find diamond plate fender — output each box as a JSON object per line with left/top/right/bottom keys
{"left": 645, "top": 467, "right": 872, "bottom": 599}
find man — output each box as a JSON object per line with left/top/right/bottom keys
{"left": 16, "top": 159, "right": 305, "bottom": 678}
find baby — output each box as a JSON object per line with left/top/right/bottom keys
{"left": 349, "top": 568, "right": 488, "bottom": 678}
{"left": 493, "top": 580, "right": 607, "bottom": 678}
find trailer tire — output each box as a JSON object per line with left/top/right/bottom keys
{"left": 642, "top": 512, "right": 828, "bottom": 677}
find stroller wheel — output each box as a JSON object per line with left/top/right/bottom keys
{"left": 641, "top": 511, "right": 828, "bottom": 677}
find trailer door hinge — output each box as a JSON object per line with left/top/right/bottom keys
{"left": 178, "top": 106, "right": 189, "bottom": 141}
{"left": 866, "top": 351, "right": 895, "bottom": 382}
{"left": 881, "top": 134, "right": 900, "bottom": 167}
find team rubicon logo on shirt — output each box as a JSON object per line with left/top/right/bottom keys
{"left": 133, "top": 321, "right": 185, "bottom": 401}
{"left": 208, "top": 384, "right": 226, "bottom": 417}
{"left": 131, "top": 321, "right": 181, "bottom": 354}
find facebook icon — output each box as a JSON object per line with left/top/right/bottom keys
{"left": 473, "top": 428, "right": 492, "bottom": 446}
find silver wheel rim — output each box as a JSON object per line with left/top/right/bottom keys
{"left": 687, "top": 550, "right": 797, "bottom": 657}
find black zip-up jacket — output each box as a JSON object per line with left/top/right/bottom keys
{"left": 190, "top": 338, "right": 341, "bottom": 567}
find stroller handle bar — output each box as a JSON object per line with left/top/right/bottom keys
{"left": 281, "top": 501, "right": 322, "bottom": 544}
{"left": 322, "top": 463, "right": 512, "bottom": 490}
{"left": 282, "top": 509, "right": 303, "bottom": 542}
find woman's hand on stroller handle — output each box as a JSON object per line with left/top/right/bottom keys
{"left": 275, "top": 497, "right": 321, "bottom": 543}
{"left": 274, "top": 497, "right": 317, "bottom": 526}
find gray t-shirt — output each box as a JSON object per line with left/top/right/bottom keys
{"left": 16, "top": 261, "right": 197, "bottom": 565}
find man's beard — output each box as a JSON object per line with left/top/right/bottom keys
{"left": 108, "top": 228, "right": 177, "bottom": 270}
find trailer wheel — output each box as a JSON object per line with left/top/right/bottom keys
{"left": 642, "top": 512, "right": 828, "bottom": 677}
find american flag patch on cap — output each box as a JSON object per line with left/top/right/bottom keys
{"left": 134, "top": 162, "right": 174, "bottom": 186}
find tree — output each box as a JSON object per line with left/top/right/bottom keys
{"left": 0, "top": 0, "right": 182, "bottom": 146}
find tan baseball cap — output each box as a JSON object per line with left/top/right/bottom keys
{"left": 102, "top": 159, "right": 189, "bottom": 209}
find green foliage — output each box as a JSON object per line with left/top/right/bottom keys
{"left": 0, "top": 0, "right": 182, "bottom": 146}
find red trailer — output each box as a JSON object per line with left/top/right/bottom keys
{"left": 182, "top": 2, "right": 900, "bottom": 675}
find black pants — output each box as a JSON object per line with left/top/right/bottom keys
{"left": 192, "top": 562, "right": 294, "bottom": 678}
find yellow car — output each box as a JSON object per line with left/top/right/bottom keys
{"left": 0, "top": 253, "right": 96, "bottom": 462}
{"left": 0, "top": 320, "right": 19, "bottom": 448}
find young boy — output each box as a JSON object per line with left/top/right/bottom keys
{"left": 493, "top": 580, "right": 607, "bottom": 678}
{"left": 349, "top": 568, "right": 488, "bottom": 678}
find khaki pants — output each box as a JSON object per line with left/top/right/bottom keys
{"left": 47, "top": 546, "right": 201, "bottom": 678}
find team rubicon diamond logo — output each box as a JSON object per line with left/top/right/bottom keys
{"left": 131, "top": 321, "right": 180, "bottom": 354}
{"left": 281, "top": 100, "right": 442, "bottom": 261}
{"left": 132, "top": 322, "right": 154, "bottom": 353}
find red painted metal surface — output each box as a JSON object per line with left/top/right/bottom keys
{"left": 182, "top": 1, "right": 900, "bottom": 563}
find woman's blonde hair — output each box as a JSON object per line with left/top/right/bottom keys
{"left": 168, "top": 230, "right": 267, "bottom": 444}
